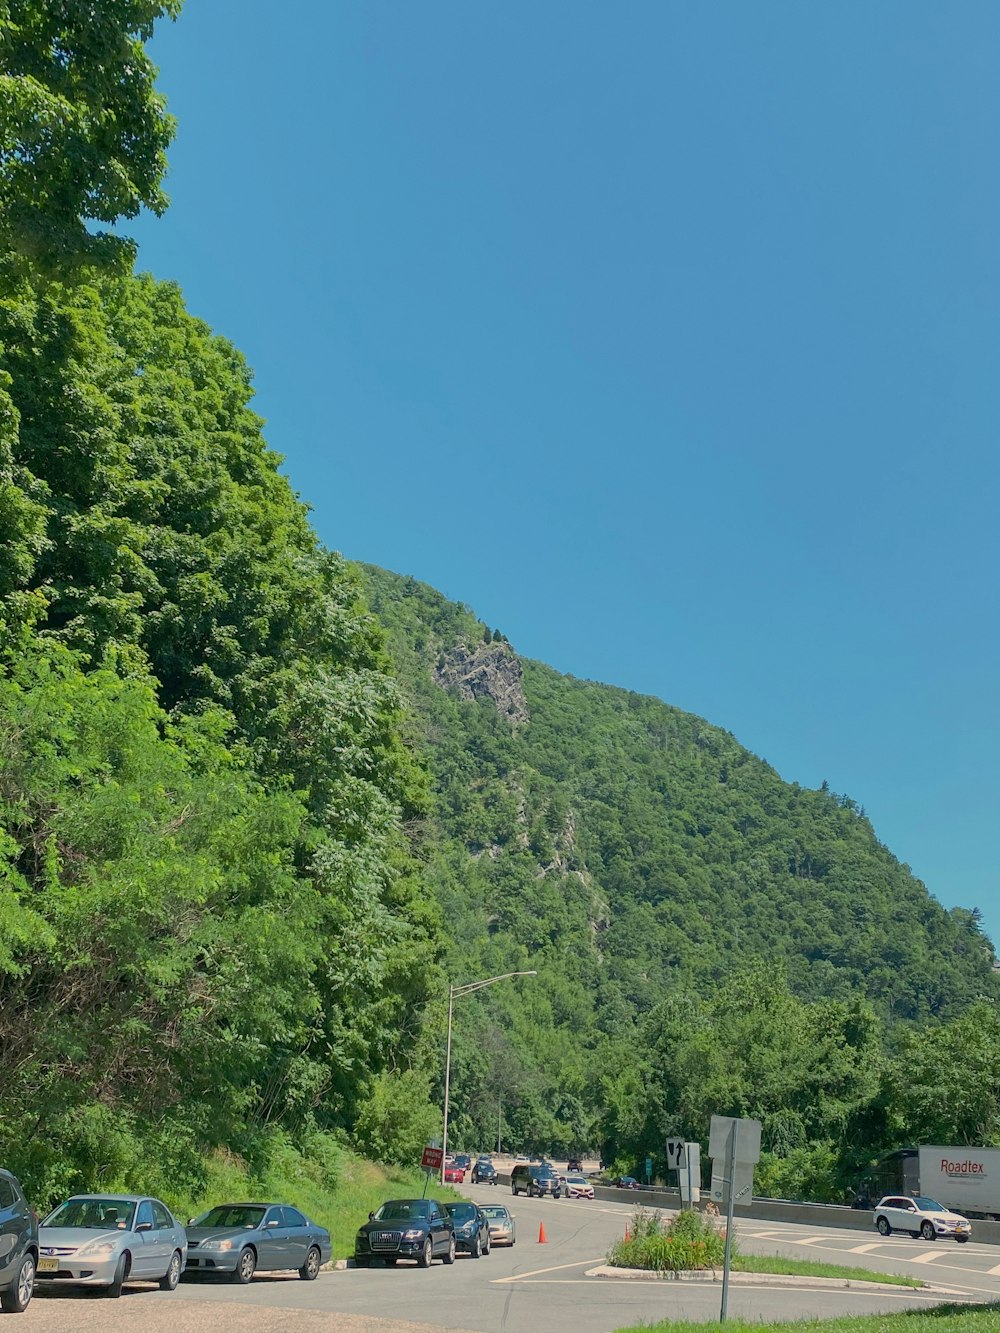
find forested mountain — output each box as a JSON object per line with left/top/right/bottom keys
{"left": 361, "top": 565, "right": 1000, "bottom": 1191}
{"left": 2, "top": 0, "right": 998, "bottom": 1213}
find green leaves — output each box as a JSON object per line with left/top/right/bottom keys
{"left": 0, "top": 1, "right": 182, "bottom": 266}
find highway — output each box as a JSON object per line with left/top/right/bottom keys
{"left": 20, "top": 1182, "right": 999, "bottom": 1332}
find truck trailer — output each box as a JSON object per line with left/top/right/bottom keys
{"left": 871, "top": 1146, "right": 1000, "bottom": 1220}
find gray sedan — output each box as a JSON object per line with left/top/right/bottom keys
{"left": 184, "top": 1202, "right": 331, "bottom": 1282}
{"left": 38, "top": 1194, "right": 186, "bottom": 1297}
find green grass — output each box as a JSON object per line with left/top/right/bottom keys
{"left": 162, "top": 1139, "right": 463, "bottom": 1262}
{"left": 732, "top": 1254, "right": 922, "bottom": 1287}
{"left": 614, "top": 1303, "right": 999, "bottom": 1333}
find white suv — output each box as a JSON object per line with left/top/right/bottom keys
{"left": 874, "top": 1195, "right": 971, "bottom": 1243}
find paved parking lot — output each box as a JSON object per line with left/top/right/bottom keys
{"left": 18, "top": 1187, "right": 998, "bottom": 1332}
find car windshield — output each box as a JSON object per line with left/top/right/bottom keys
{"left": 44, "top": 1198, "right": 136, "bottom": 1230}
{"left": 567, "top": 1176, "right": 587, "bottom": 1185}
{"left": 375, "top": 1200, "right": 429, "bottom": 1222}
{"left": 446, "top": 1204, "right": 477, "bottom": 1222}
{"left": 481, "top": 1206, "right": 508, "bottom": 1219}
{"left": 192, "top": 1205, "right": 266, "bottom": 1229}
{"left": 914, "top": 1197, "right": 944, "bottom": 1212}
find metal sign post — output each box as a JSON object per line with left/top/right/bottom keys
{"left": 708, "top": 1115, "right": 761, "bottom": 1323}
{"left": 720, "top": 1121, "right": 737, "bottom": 1322}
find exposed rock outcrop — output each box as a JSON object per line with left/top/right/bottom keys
{"left": 433, "top": 640, "right": 529, "bottom": 725}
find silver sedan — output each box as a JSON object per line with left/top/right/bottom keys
{"left": 37, "top": 1194, "right": 186, "bottom": 1297}
{"left": 479, "top": 1203, "right": 517, "bottom": 1245}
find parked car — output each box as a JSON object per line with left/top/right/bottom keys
{"left": 444, "top": 1202, "right": 492, "bottom": 1258}
{"left": 0, "top": 1169, "right": 37, "bottom": 1313}
{"left": 511, "top": 1164, "right": 560, "bottom": 1198}
{"left": 613, "top": 1176, "right": 641, "bottom": 1190}
{"left": 564, "top": 1175, "right": 595, "bottom": 1199}
{"left": 355, "top": 1199, "right": 455, "bottom": 1268}
{"left": 480, "top": 1204, "right": 516, "bottom": 1246}
{"left": 472, "top": 1158, "right": 497, "bottom": 1185}
{"left": 444, "top": 1163, "right": 466, "bottom": 1184}
{"left": 38, "top": 1194, "right": 186, "bottom": 1297}
{"left": 874, "top": 1195, "right": 972, "bottom": 1243}
{"left": 184, "top": 1202, "right": 331, "bottom": 1281}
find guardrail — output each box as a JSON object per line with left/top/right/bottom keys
{"left": 493, "top": 1173, "right": 1000, "bottom": 1246}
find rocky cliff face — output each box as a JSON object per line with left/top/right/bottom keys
{"left": 433, "top": 640, "right": 529, "bottom": 725}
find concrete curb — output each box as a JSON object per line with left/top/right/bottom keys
{"left": 584, "top": 1264, "right": 960, "bottom": 1294}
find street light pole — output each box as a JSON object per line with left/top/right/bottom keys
{"left": 441, "top": 970, "right": 537, "bottom": 1186}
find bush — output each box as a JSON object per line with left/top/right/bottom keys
{"left": 607, "top": 1206, "right": 730, "bottom": 1274}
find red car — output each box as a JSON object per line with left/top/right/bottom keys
{"left": 444, "top": 1164, "right": 466, "bottom": 1183}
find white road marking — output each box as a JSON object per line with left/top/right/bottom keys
{"left": 987, "top": 1261, "right": 1000, "bottom": 1276}
{"left": 793, "top": 1236, "right": 833, "bottom": 1246}
{"left": 909, "top": 1251, "right": 947, "bottom": 1264}
{"left": 493, "top": 1257, "right": 605, "bottom": 1284}
{"left": 848, "top": 1243, "right": 884, "bottom": 1254}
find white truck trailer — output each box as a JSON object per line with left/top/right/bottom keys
{"left": 873, "top": 1146, "right": 1000, "bottom": 1219}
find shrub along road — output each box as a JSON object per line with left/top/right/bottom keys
{"left": 20, "top": 1186, "right": 999, "bottom": 1332}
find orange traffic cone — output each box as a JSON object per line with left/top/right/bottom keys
{"left": 538, "top": 1221, "right": 548, "bottom": 1244}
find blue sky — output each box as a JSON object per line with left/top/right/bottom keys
{"left": 132, "top": 2, "right": 1000, "bottom": 948}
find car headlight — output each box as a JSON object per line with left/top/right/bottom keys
{"left": 402, "top": 1229, "right": 424, "bottom": 1240}
{"left": 76, "top": 1240, "right": 119, "bottom": 1259}
{"left": 200, "top": 1239, "right": 235, "bottom": 1252}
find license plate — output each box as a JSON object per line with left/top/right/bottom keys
{"left": 38, "top": 1258, "right": 59, "bottom": 1273}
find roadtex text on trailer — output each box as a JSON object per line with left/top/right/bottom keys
{"left": 872, "top": 1147, "right": 1000, "bottom": 1219}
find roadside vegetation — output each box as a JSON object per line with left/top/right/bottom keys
{"left": 608, "top": 1210, "right": 920, "bottom": 1288}
{"left": 614, "top": 1306, "right": 999, "bottom": 1333}
{"left": 156, "top": 1138, "right": 460, "bottom": 1262}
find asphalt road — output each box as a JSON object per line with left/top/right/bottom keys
{"left": 19, "top": 1185, "right": 999, "bottom": 1333}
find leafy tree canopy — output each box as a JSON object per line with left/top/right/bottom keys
{"left": 0, "top": 0, "right": 181, "bottom": 266}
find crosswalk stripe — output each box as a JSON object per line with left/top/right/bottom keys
{"left": 793, "top": 1236, "right": 832, "bottom": 1246}
{"left": 848, "top": 1243, "right": 883, "bottom": 1253}
{"left": 910, "top": 1250, "right": 946, "bottom": 1264}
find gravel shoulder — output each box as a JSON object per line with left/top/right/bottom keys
{"left": 23, "top": 1289, "right": 481, "bottom": 1333}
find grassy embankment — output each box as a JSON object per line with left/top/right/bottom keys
{"left": 161, "top": 1139, "right": 462, "bottom": 1261}
{"left": 614, "top": 1308, "right": 999, "bottom": 1333}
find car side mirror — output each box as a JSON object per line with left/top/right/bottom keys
{"left": 187, "top": 1218, "right": 195, "bottom": 1226}
{"left": 368, "top": 1211, "right": 375, "bottom": 1221}
{"left": 136, "top": 1222, "right": 153, "bottom": 1233}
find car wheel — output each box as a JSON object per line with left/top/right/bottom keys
{"left": 956, "top": 1235, "right": 969, "bottom": 1244}
{"left": 159, "top": 1250, "right": 182, "bottom": 1291}
{"left": 0, "top": 1253, "right": 34, "bottom": 1313}
{"left": 876, "top": 1217, "right": 891, "bottom": 1236}
{"left": 107, "top": 1253, "right": 129, "bottom": 1299}
{"left": 418, "top": 1238, "right": 433, "bottom": 1269}
{"left": 471, "top": 1234, "right": 481, "bottom": 1259}
{"left": 233, "top": 1247, "right": 256, "bottom": 1284}
{"left": 299, "top": 1245, "right": 321, "bottom": 1280}
{"left": 483, "top": 1233, "right": 491, "bottom": 1256}
{"left": 442, "top": 1235, "right": 456, "bottom": 1265}
{"left": 920, "top": 1221, "right": 935, "bottom": 1241}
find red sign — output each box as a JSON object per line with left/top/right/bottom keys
{"left": 421, "top": 1146, "right": 443, "bottom": 1171}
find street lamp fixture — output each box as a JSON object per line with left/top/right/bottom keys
{"left": 441, "top": 971, "right": 537, "bottom": 1184}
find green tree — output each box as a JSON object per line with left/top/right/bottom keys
{"left": 0, "top": 0, "right": 181, "bottom": 265}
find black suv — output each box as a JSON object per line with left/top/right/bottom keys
{"left": 472, "top": 1158, "right": 497, "bottom": 1185}
{"left": 0, "top": 1169, "right": 37, "bottom": 1313}
{"left": 354, "top": 1198, "right": 455, "bottom": 1268}
{"left": 511, "top": 1164, "right": 561, "bottom": 1198}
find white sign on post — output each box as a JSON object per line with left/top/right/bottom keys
{"left": 680, "top": 1142, "right": 701, "bottom": 1204}
{"left": 665, "top": 1138, "right": 686, "bottom": 1171}
{"left": 709, "top": 1115, "right": 762, "bottom": 1166}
